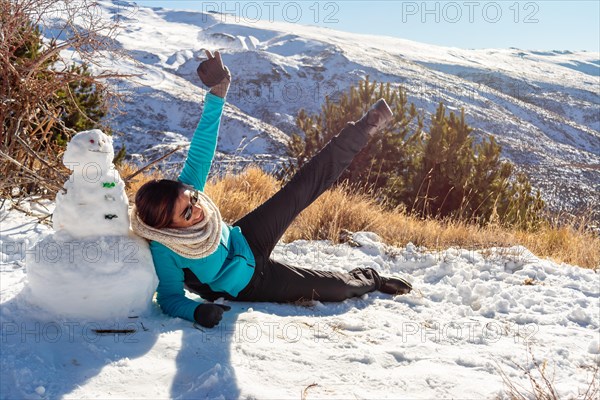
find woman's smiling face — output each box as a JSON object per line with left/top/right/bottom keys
{"left": 169, "top": 190, "right": 205, "bottom": 228}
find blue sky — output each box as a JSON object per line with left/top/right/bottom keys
{"left": 133, "top": 1, "right": 599, "bottom": 51}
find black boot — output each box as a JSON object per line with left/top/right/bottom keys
{"left": 379, "top": 276, "right": 412, "bottom": 295}
{"left": 356, "top": 98, "right": 394, "bottom": 138}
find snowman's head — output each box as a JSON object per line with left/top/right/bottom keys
{"left": 63, "top": 129, "right": 114, "bottom": 170}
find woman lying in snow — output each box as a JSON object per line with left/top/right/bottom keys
{"left": 130, "top": 50, "right": 412, "bottom": 328}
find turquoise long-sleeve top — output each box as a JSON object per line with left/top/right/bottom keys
{"left": 149, "top": 92, "right": 256, "bottom": 322}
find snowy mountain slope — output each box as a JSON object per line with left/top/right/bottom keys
{"left": 71, "top": 1, "right": 598, "bottom": 212}
{"left": 1, "top": 203, "right": 599, "bottom": 399}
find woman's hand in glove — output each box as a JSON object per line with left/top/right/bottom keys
{"left": 197, "top": 49, "right": 231, "bottom": 98}
{"left": 194, "top": 303, "right": 231, "bottom": 328}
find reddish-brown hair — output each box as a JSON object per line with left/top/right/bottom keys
{"left": 134, "top": 179, "right": 185, "bottom": 229}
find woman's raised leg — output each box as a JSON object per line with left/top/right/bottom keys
{"left": 235, "top": 120, "right": 371, "bottom": 259}
{"left": 234, "top": 99, "right": 393, "bottom": 259}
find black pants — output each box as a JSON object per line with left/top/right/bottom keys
{"left": 186, "top": 121, "right": 383, "bottom": 303}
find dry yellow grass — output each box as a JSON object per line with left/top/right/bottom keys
{"left": 117, "top": 162, "right": 166, "bottom": 203}
{"left": 204, "top": 166, "right": 280, "bottom": 223}
{"left": 120, "top": 163, "right": 600, "bottom": 269}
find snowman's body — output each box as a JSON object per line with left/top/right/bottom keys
{"left": 53, "top": 130, "right": 129, "bottom": 239}
{"left": 26, "top": 130, "right": 158, "bottom": 320}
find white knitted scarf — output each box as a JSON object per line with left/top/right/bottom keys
{"left": 130, "top": 190, "right": 222, "bottom": 259}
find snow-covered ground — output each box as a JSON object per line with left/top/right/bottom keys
{"left": 1, "top": 202, "right": 598, "bottom": 399}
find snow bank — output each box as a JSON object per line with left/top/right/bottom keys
{"left": 1, "top": 211, "right": 598, "bottom": 398}
{"left": 25, "top": 234, "right": 156, "bottom": 319}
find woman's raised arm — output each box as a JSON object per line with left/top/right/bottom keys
{"left": 178, "top": 50, "right": 231, "bottom": 191}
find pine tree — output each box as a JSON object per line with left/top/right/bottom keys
{"left": 285, "top": 79, "right": 545, "bottom": 229}
{"left": 282, "top": 77, "right": 423, "bottom": 197}
{"left": 409, "top": 103, "right": 544, "bottom": 228}
{"left": 411, "top": 104, "right": 475, "bottom": 218}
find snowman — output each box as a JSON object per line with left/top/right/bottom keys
{"left": 26, "top": 130, "right": 158, "bottom": 320}
{"left": 52, "top": 129, "right": 129, "bottom": 238}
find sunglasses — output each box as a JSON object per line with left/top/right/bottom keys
{"left": 183, "top": 190, "right": 199, "bottom": 221}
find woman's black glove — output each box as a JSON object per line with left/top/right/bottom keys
{"left": 197, "top": 49, "right": 231, "bottom": 99}
{"left": 194, "top": 303, "right": 231, "bottom": 328}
